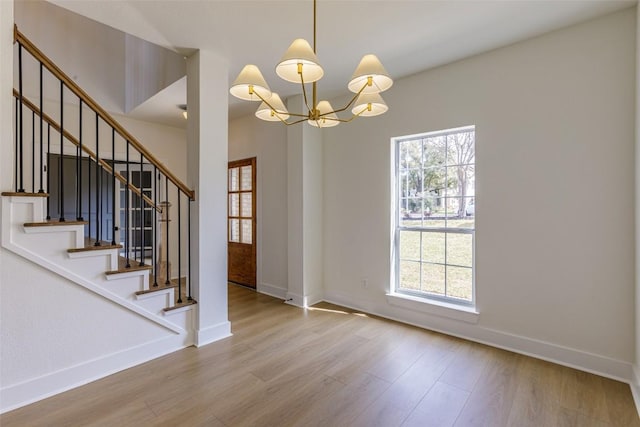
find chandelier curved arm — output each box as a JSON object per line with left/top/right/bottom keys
{"left": 317, "top": 79, "right": 369, "bottom": 118}
{"left": 321, "top": 104, "right": 369, "bottom": 124}
{"left": 252, "top": 89, "right": 308, "bottom": 118}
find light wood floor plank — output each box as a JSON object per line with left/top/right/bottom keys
{"left": 1, "top": 284, "right": 637, "bottom": 427}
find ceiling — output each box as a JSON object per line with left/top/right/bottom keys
{"left": 48, "top": 0, "right": 636, "bottom": 128}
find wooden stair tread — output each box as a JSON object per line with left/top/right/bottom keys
{"left": 105, "top": 257, "right": 152, "bottom": 275}
{"left": 163, "top": 299, "right": 197, "bottom": 312}
{"left": 135, "top": 283, "right": 178, "bottom": 296}
{"left": 24, "top": 219, "right": 88, "bottom": 227}
{"left": 2, "top": 191, "right": 49, "bottom": 197}
{"left": 68, "top": 238, "right": 122, "bottom": 253}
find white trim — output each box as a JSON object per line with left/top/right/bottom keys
{"left": 285, "top": 291, "right": 305, "bottom": 308}
{"left": 631, "top": 365, "right": 640, "bottom": 418}
{"left": 2, "top": 198, "right": 183, "bottom": 333}
{"left": 163, "top": 304, "right": 195, "bottom": 316}
{"left": 136, "top": 288, "right": 173, "bottom": 301}
{"left": 68, "top": 248, "right": 119, "bottom": 271}
{"left": 0, "top": 333, "right": 192, "bottom": 413}
{"left": 105, "top": 269, "right": 149, "bottom": 281}
{"left": 386, "top": 292, "right": 479, "bottom": 324}
{"left": 68, "top": 248, "right": 119, "bottom": 259}
{"left": 257, "top": 282, "right": 287, "bottom": 299}
{"left": 5, "top": 241, "right": 183, "bottom": 333}
{"left": 305, "top": 291, "right": 324, "bottom": 307}
{"left": 23, "top": 224, "right": 84, "bottom": 248}
{"left": 324, "top": 290, "right": 632, "bottom": 383}
{"left": 195, "top": 321, "right": 232, "bottom": 347}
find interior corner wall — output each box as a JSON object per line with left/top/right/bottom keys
{"left": 229, "top": 115, "right": 288, "bottom": 297}
{"left": 322, "top": 8, "right": 636, "bottom": 379}
{"left": 634, "top": 2, "right": 640, "bottom": 406}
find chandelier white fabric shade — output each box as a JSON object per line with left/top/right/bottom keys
{"left": 229, "top": 0, "right": 392, "bottom": 127}
{"left": 229, "top": 64, "right": 272, "bottom": 101}
{"left": 308, "top": 100, "right": 339, "bottom": 128}
{"left": 276, "top": 39, "right": 324, "bottom": 83}
{"left": 348, "top": 54, "right": 393, "bottom": 94}
{"left": 255, "top": 93, "right": 290, "bottom": 121}
{"left": 352, "top": 92, "right": 388, "bottom": 117}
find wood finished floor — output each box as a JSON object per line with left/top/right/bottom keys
{"left": 2, "top": 284, "right": 638, "bottom": 427}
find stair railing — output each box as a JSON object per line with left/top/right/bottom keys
{"left": 12, "top": 25, "right": 194, "bottom": 303}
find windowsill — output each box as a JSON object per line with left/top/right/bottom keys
{"left": 386, "top": 292, "right": 479, "bottom": 324}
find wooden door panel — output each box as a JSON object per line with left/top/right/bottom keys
{"left": 228, "top": 158, "right": 256, "bottom": 288}
{"left": 228, "top": 242, "right": 255, "bottom": 285}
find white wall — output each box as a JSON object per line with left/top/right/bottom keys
{"left": 229, "top": 114, "right": 288, "bottom": 296}
{"left": 14, "top": 0, "right": 125, "bottom": 113}
{"left": 321, "top": 8, "right": 636, "bottom": 378}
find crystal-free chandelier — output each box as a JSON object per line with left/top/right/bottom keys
{"left": 229, "top": 0, "right": 393, "bottom": 128}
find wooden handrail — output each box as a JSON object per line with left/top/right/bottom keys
{"left": 14, "top": 90, "right": 162, "bottom": 213}
{"left": 14, "top": 25, "right": 195, "bottom": 201}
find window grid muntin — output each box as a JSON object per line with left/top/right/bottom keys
{"left": 395, "top": 126, "right": 475, "bottom": 305}
{"left": 228, "top": 164, "right": 254, "bottom": 244}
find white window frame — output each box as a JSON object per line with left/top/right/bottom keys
{"left": 391, "top": 126, "right": 476, "bottom": 310}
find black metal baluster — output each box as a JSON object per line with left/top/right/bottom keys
{"left": 177, "top": 189, "right": 182, "bottom": 304}
{"left": 153, "top": 166, "right": 158, "bottom": 287}
{"left": 31, "top": 111, "right": 35, "bottom": 192}
{"left": 59, "top": 81, "right": 65, "bottom": 222}
{"left": 111, "top": 129, "right": 116, "bottom": 246}
{"left": 17, "top": 43, "right": 24, "bottom": 193}
{"left": 139, "top": 153, "right": 144, "bottom": 265}
{"left": 88, "top": 136, "right": 92, "bottom": 238}
{"left": 38, "top": 63, "right": 44, "bottom": 193}
{"left": 165, "top": 175, "right": 169, "bottom": 285}
{"left": 77, "top": 99, "right": 83, "bottom": 221}
{"left": 95, "top": 112, "right": 101, "bottom": 246}
{"left": 14, "top": 97, "right": 18, "bottom": 193}
{"left": 187, "top": 197, "right": 192, "bottom": 301}
{"left": 46, "top": 124, "right": 51, "bottom": 220}
{"left": 125, "top": 141, "right": 131, "bottom": 268}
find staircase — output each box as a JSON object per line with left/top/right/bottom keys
{"left": 3, "top": 27, "right": 196, "bottom": 340}
{"left": 1, "top": 194, "right": 194, "bottom": 334}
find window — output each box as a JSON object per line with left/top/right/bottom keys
{"left": 393, "top": 126, "right": 475, "bottom": 306}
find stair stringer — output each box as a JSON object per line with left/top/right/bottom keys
{"left": 1, "top": 195, "right": 193, "bottom": 335}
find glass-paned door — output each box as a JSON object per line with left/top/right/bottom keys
{"left": 115, "top": 163, "right": 155, "bottom": 263}
{"left": 228, "top": 157, "right": 256, "bottom": 288}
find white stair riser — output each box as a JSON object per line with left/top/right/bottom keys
{"left": 4, "top": 196, "right": 45, "bottom": 224}
{"left": 136, "top": 289, "right": 175, "bottom": 315}
{"left": 15, "top": 231, "right": 81, "bottom": 260}
{"left": 106, "top": 274, "right": 148, "bottom": 299}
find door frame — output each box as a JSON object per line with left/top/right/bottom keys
{"left": 227, "top": 157, "right": 257, "bottom": 288}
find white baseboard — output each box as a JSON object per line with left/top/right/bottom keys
{"left": 195, "top": 321, "right": 232, "bottom": 347}
{"left": 305, "top": 291, "right": 324, "bottom": 307}
{"left": 0, "top": 333, "right": 192, "bottom": 414}
{"left": 257, "top": 282, "right": 287, "bottom": 299}
{"left": 285, "top": 291, "right": 305, "bottom": 308}
{"left": 323, "top": 290, "right": 632, "bottom": 384}
{"left": 283, "top": 291, "right": 324, "bottom": 308}
{"left": 631, "top": 365, "right": 640, "bottom": 418}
